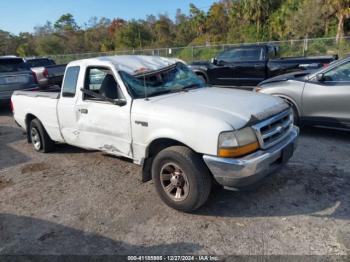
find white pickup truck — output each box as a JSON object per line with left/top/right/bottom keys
{"left": 12, "top": 55, "right": 299, "bottom": 211}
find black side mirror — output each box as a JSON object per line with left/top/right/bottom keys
{"left": 211, "top": 57, "right": 217, "bottom": 65}
{"left": 215, "top": 59, "right": 226, "bottom": 66}
{"left": 113, "top": 99, "right": 127, "bottom": 106}
{"left": 316, "top": 73, "right": 325, "bottom": 82}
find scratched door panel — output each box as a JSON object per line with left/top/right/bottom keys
{"left": 75, "top": 100, "right": 132, "bottom": 157}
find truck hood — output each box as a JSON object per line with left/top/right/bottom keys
{"left": 147, "top": 87, "right": 288, "bottom": 130}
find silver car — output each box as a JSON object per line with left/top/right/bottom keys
{"left": 255, "top": 57, "right": 350, "bottom": 129}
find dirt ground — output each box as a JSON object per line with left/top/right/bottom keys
{"left": 0, "top": 104, "right": 349, "bottom": 256}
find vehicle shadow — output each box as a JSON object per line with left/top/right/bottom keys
{"left": 0, "top": 103, "right": 11, "bottom": 116}
{"left": 0, "top": 213, "right": 201, "bottom": 255}
{"left": 196, "top": 164, "right": 350, "bottom": 220}
{"left": 300, "top": 125, "right": 350, "bottom": 141}
{"left": 0, "top": 126, "right": 31, "bottom": 170}
{"left": 196, "top": 126, "right": 350, "bottom": 220}
{"left": 54, "top": 143, "right": 97, "bottom": 154}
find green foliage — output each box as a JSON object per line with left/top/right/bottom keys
{"left": 0, "top": 0, "right": 349, "bottom": 58}
{"left": 115, "top": 20, "right": 152, "bottom": 49}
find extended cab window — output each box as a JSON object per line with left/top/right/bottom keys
{"left": 83, "top": 67, "right": 122, "bottom": 101}
{"left": 217, "top": 47, "right": 264, "bottom": 63}
{"left": 62, "top": 66, "right": 80, "bottom": 97}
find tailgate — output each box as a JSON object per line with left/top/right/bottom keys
{"left": 0, "top": 72, "right": 37, "bottom": 99}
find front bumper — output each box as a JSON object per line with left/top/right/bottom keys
{"left": 203, "top": 126, "right": 299, "bottom": 190}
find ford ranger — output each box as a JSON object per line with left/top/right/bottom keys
{"left": 12, "top": 55, "right": 299, "bottom": 211}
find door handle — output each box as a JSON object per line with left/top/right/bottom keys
{"left": 78, "top": 108, "right": 88, "bottom": 114}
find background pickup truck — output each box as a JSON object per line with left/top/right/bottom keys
{"left": 12, "top": 55, "right": 298, "bottom": 212}
{"left": 190, "top": 44, "right": 337, "bottom": 87}
{"left": 25, "top": 57, "right": 66, "bottom": 88}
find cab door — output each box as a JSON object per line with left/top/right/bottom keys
{"left": 73, "top": 66, "right": 132, "bottom": 157}
{"left": 302, "top": 60, "right": 350, "bottom": 128}
{"left": 209, "top": 47, "right": 266, "bottom": 86}
{"left": 57, "top": 65, "right": 132, "bottom": 157}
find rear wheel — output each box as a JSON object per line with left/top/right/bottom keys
{"left": 152, "top": 146, "right": 212, "bottom": 212}
{"left": 29, "top": 119, "right": 55, "bottom": 153}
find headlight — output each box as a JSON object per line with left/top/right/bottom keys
{"left": 218, "top": 127, "right": 259, "bottom": 158}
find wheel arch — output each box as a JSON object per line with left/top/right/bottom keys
{"left": 193, "top": 70, "right": 209, "bottom": 83}
{"left": 141, "top": 138, "right": 197, "bottom": 183}
{"left": 272, "top": 94, "right": 301, "bottom": 118}
{"left": 25, "top": 114, "right": 52, "bottom": 143}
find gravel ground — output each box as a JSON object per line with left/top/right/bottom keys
{"left": 0, "top": 105, "right": 349, "bottom": 256}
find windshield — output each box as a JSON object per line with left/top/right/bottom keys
{"left": 119, "top": 62, "right": 204, "bottom": 98}
{"left": 0, "top": 58, "right": 30, "bottom": 73}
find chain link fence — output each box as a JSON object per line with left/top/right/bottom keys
{"left": 48, "top": 36, "right": 350, "bottom": 64}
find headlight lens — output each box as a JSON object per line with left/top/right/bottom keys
{"left": 218, "top": 127, "right": 259, "bottom": 158}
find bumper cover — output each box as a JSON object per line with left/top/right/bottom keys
{"left": 203, "top": 126, "right": 299, "bottom": 189}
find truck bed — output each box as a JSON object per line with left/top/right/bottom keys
{"left": 12, "top": 88, "right": 64, "bottom": 143}
{"left": 14, "top": 89, "right": 60, "bottom": 99}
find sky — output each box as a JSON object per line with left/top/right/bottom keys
{"left": 0, "top": 0, "right": 215, "bottom": 35}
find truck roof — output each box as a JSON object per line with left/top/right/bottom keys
{"left": 68, "top": 55, "right": 183, "bottom": 75}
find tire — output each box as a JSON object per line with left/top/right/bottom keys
{"left": 29, "top": 118, "right": 55, "bottom": 153}
{"left": 152, "top": 146, "right": 212, "bottom": 212}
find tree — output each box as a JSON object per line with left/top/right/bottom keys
{"left": 16, "top": 32, "right": 37, "bottom": 57}
{"left": 54, "top": 13, "right": 79, "bottom": 32}
{"left": 84, "top": 17, "right": 112, "bottom": 52}
{"left": 154, "top": 15, "right": 174, "bottom": 47}
{"left": 115, "top": 20, "right": 151, "bottom": 49}
{"left": 206, "top": 2, "right": 229, "bottom": 42}
{"left": 174, "top": 10, "right": 196, "bottom": 46}
{"left": 243, "top": 0, "right": 273, "bottom": 36}
{"left": 189, "top": 4, "right": 207, "bottom": 36}
{"left": 326, "top": 0, "right": 350, "bottom": 43}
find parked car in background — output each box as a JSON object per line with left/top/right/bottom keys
{"left": 255, "top": 56, "right": 350, "bottom": 129}
{"left": 190, "top": 44, "right": 337, "bottom": 87}
{"left": 0, "top": 56, "right": 38, "bottom": 104}
{"left": 11, "top": 55, "right": 298, "bottom": 211}
{"left": 25, "top": 57, "right": 66, "bottom": 88}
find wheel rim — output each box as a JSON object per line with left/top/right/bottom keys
{"left": 160, "top": 163, "right": 189, "bottom": 202}
{"left": 31, "top": 127, "right": 41, "bottom": 150}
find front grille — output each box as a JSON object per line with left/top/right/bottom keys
{"left": 252, "top": 109, "right": 293, "bottom": 149}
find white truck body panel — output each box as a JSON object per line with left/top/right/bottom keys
{"left": 12, "top": 93, "right": 63, "bottom": 142}
{"left": 12, "top": 55, "right": 289, "bottom": 164}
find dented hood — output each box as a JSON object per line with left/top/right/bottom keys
{"left": 147, "top": 87, "right": 289, "bottom": 130}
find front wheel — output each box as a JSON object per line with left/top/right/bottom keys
{"left": 152, "top": 146, "right": 212, "bottom": 212}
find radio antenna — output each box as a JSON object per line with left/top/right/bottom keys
{"left": 144, "top": 74, "right": 148, "bottom": 100}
